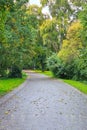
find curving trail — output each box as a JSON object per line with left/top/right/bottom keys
{"left": 0, "top": 72, "right": 87, "bottom": 130}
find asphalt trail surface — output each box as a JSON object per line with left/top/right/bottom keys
{"left": 0, "top": 72, "right": 87, "bottom": 130}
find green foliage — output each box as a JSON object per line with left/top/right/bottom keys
{"left": 57, "top": 21, "right": 83, "bottom": 79}
{"left": 8, "top": 65, "right": 22, "bottom": 78}
{"left": 40, "top": 0, "right": 73, "bottom": 45}
{"left": 0, "top": 0, "right": 38, "bottom": 77}
{"left": 70, "top": 0, "right": 87, "bottom": 6}
{"left": 26, "top": 5, "right": 44, "bottom": 25}
{"left": 59, "top": 62, "right": 76, "bottom": 79}
{"left": 58, "top": 21, "right": 83, "bottom": 62}
{"left": 46, "top": 53, "right": 63, "bottom": 77}
{"left": 47, "top": 21, "right": 86, "bottom": 80}
{"left": 24, "top": 5, "right": 49, "bottom": 71}
{"left": 47, "top": 53, "right": 77, "bottom": 79}
{"left": 33, "top": 45, "right": 47, "bottom": 71}
{"left": 40, "top": 19, "right": 60, "bottom": 52}
{"left": 0, "top": 0, "right": 87, "bottom": 82}
{"left": 79, "top": 5, "right": 87, "bottom": 46}
{"left": 74, "top": 48, "right": 87, "bottom": 80}
{"left": 0, "top": 0, "right": 14, "bottom": 10}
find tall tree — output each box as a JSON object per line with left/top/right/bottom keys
{"left": 58, "top": 21, "right": 83, "bottom": 62}
{"left": 40, "top": 0, "right": 72, "bottom": 45}
{"left": 40, "top": 18, "right": 60, "bottom": 52}
{"left": 0, "top": 0, "right": 39, "bottom": 77}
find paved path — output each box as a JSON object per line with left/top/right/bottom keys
{"left": 0, "top": 72, "right": 87, "bottom": 130}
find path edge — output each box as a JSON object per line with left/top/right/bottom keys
{"left": 0, "top": 79, "right": 28, "bottom": 106}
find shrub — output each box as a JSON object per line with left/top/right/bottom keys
{"left": 46, "top": 54, "right": 63, "bottom": 77}
{"left": 46, "top": 54, "right": 78, "bottom": 79}
{"left": 74, "top": 48, "right": 87, "bottom": 80}
{"left": 8, "top": 65, "right": 22, "bottom": 78}
{"left": 47, "top": 49, "right": 87, "bottom": 80}
{"left": 60, "top": 61, "right": 76, "bottom": 79}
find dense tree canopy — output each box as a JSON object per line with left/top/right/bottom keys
{"left": 58, "top": 21, "right": 83, "bottom": 62}
{"left": 0, "top": 0, "right": 38, "bottom": 77}
{"left": 0, "top": 0, "right": 87, "bottom": 80}
{"left": 40, "top": 18, "right": 60, "bottom": 52}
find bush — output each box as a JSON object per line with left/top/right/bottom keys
{"left": 74, "top": 48, "right": 87, "bottom": 80}
{"left": 47, "top": 49, "right": 87, "bottom": 80}
{"left": 46, "top": 54, "right": 77, "bottom": 79}
{"left": 46, "top": 54, "right": 63, "bottom": 77}
{"left": 0, "top": 65, "right": 8, "bottom": 78}
{"left": 8, "top": 65, "right": 22, "bottom": 78}
{"left": 60, "top": 61, "right": 76, "bottom": 79}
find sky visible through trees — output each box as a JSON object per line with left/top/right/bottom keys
{"left": 30, "top": 0, "right": 41, "bottom": 6}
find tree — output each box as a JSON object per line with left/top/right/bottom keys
{"left": 56, "top": 21, "right": 83, "bottom": 79}
{"left": 58, "top": 21, "right": 83, "bottom": 63}
{"left": 70, "top": 0, "right": 87, "bottom": 6}
{"left": 78, "top": 5, "right": 87, "bottom": 46}
{"left": 73, "top": 4, "right": 87, "bottom": 80}
{"left": 40, "top": 18, "right": 60, "bottom": 52}
{"left": 0, "top": 0, "right": 38, "bottom": 77}
{"left": 0, "top": 1, "right": 12, "bottom": 76}
{"left": 40, "top": 0, "right": 72, "bottom": 44}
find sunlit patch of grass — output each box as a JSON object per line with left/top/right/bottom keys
{"left": 34, "top": 70, "right": 54, "bottom": 77}
{"left": 63, "top": 79, "right": 87, "bottom": 94}
{"left": 0, "top": 74, "right": 27, "bottom": 97}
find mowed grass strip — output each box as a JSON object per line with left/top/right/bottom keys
{"left": 0, "top": 74, "right": 27, "bottom": 97}
{"left": 63, "top": 80, "right": 87, "bottom": 94}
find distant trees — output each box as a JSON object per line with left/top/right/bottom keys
{"left": 0, "top": 0, "right": 87, "bottom": 80}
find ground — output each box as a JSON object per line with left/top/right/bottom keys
{"left": 0, "top": 71, "right": 87, "bottom": 130}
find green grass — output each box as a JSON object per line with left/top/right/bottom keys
{"left": 34, "top": 70, "right": 54, "bottom": 77}
{"left": 0, "top": 74, "right": 27, "bottom": 97}
{"left": 63, "top": 79, "right": 87, "bottom": 94}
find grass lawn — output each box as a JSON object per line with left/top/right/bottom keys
{"left": 63, "top": 79, "right": 87, "bottom": 94}
{"left": 34, "top": 70, "right": 54, "bottom": 77}
{"left": 0, "top": 73, "right": 27, "bottom": 97}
